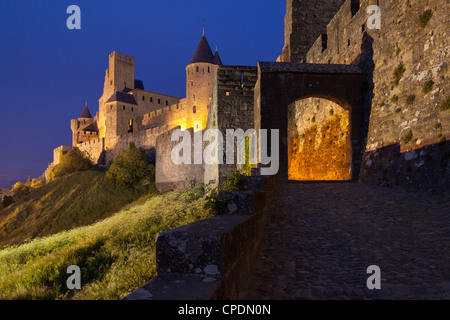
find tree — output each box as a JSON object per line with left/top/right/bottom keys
{"left": 48, "top": 148, "right": 93, "bottom": 181}
{"left": 12, "top": 181, "right": 32, "bottom": 199}
{"left": 107, "top": 143, "right": 155, "bottom": 188}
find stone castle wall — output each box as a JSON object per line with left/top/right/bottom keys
{"left": 204, "top": 66, "right": 258, "bottom": 186}
{"left": 77, "top": 138, "right": 105, "bottom": 164}
{"left": 281, "top": 0, "right": 346, "bottom": 62}
{"left": 77, "top": 125, "right": 169, "bottom": 165}
{"left": 155, "top": 127, "right": 205, "bottom": 192}
{"left": 132, "top": 89, "right": 181, "bottom": 117}
{"left": 141, "top": 100, "right": 188, "bottom": 130}
{"left": 305, "top": 0, "right": 450, "bottom": 192}
{"left": 154, "top": 66, "right": 257, "bottom": 192}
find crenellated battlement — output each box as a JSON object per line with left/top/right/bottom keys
{"left": 141, "top": 102, "right": 187, "bottom": 128}
{"left": 307, "top": 0, "right": 380, "bottom": 64}
{"left": 281, "top": 0, "right": 346, "bottom": 62}
{"left": 217, "top": 66, "right": 258, "bottom": 98}
{"left": 110, "top": 51, "right": 135, "bottom": 63}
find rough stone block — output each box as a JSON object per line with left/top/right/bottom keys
{"left": 241, "top": 175, "right": 265, "bottom": 191}
{"left": 124, "top": 273, "right": 221, "bottom": 300}
{"left": 216, "top": 191, "right": 254, "bottom": 215}
{"left": 156, "top": 215, "right": 251, "bottom": 276}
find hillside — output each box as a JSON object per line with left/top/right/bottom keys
{"left": 0, "top": 188, "right": 211, "bottom": 300}
{"left": 0, "top": 170, "right": 148, "bottom": 249}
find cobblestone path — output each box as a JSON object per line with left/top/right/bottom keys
{"left": 244, "top": 182, "right": 450, "bottom": 300}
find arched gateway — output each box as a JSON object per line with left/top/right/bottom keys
{"left": 254, "top": 62, "right": 367, "bottom": 181}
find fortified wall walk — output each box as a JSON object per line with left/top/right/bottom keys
{"left": 243, "top": 181, "right": 450, "bottom": 300}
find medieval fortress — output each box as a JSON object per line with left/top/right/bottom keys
{"left": 69, "top": 30, "right": 222, "bottom": 166}
{"left": 46, "top": 0, "right": 449, "bottom": 194}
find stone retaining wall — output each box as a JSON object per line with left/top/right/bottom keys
{"left": 125, "top": 175, "right": 275, "bottom": 300}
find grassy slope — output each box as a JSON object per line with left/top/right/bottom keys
{"left": 0, "top": 188, "right": 211, "bottom": 300}
{"left": 0, "top": 170, "right": 147, "bottom": 249}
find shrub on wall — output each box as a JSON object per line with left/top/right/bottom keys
{"left": 204, "top": 170, "right": 244, "bottom": 215}
{"left": 220, "top": 170, "right": 243, "bottom": 192}
{"left": 393, "top": 62, "right": 406, "bottom": 86}
{"left": 423, "top": 80, "right": 434, "bottom": 94}
{"left": 441, "top": 96, "right": 450, "bottom": 112}
{"left": 419, "top": 10, "right": 433, "bottom": 28}
{"left": 402, "top": 130, "right": 414, "bottom": 144}
{"left": 241, "top": 136, "right": 255, "bottom": 177}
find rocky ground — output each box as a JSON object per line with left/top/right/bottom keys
{"left": 243, "top": 181, "right": 450, "bottom": 300}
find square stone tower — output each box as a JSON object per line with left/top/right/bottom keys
{"left": 281, "top": 0, "right": 347, "bottom": 62}
{"left": 98, "top": 52, "right": 136, "bottom": 138}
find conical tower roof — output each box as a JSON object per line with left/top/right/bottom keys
{"left": 79, "top": 104, "right": 92, "bottom": 118}
{"left": 213, "top": 47, "right": 223, "bottom": 66}
{"left": 189, "top": 33, "right": 215, "bottom": 65}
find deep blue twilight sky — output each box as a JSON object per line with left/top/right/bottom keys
{"left": 0, "top": 0, "right": 285, "bottom": 189}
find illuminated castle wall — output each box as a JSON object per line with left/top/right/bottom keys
{"left": 70, "top": 33, "right": 222, "bottom": 164}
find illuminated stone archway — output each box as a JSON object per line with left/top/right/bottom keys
{"left": 254, "top": 62, "right": 367, "bottom": 181}
{"left": 288, "top": 97, "right": 351, "bottom": 180}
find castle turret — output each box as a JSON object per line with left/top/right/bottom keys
{"left": 71, "top": 103, "right": 99, "bottom": 147}
{"left": 79, "top": 104, "right": 92, "bottom": 119}
{"left": 98, "top": 51, "right": 136, "bottom": 138}
{"left": 104, "top": 91, "right": 138, "bottom": 139}
{"left": 186, "top": 31, "right": 222, "bottom": 130}
{"left": 104, "top": 51, "right": 135, "bottom": 97}
{"left": 213, "top": 47, "right": 223, "bottom": 66}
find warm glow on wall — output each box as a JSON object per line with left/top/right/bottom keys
{"left": 288, "top": 98, "right": 351, "bottom": 181}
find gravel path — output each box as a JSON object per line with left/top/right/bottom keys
{"left": 244, "top": 182, "right": 450, "bottom": 300}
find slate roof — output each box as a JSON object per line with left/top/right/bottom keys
{"left": 134, "top": 79, "right": 145, "bottom": 90}
{"left": 79, "top": 105, "right": 92, "bottom": 118}
{"left": 213, "top": 49, "right": 223, "bottom": 66}
{"left": 189, "top": 35, "right": 215, "bottom": 65}
{"left": 82, "top": 122, "right": 98, "bottom": 132}
{"left": 106, "top": 91, "right": 138, "bottom": 105}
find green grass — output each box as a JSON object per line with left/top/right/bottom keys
{"left": 0, "top": 188, "right": 211, "bottom": 300}
{"left": 0, "top": 170, "right": 149, "bottom": 249}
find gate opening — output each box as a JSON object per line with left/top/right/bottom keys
{"left": 288, "top": 97, "right": 351, "bottom": 181}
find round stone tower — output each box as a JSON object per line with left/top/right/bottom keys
{"left": 185, "top": 30, "right": 222, "bottom": 130}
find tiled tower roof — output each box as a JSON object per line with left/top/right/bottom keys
{"left": 79, "top": 104, "right": 92, "bottom": 118}
{"left": 106, "top": 91, "right": 138, "bottom": 105}
{"left": 189, "top": 34, "right": 215, "bottom": 65}
{"left": 213, "top": 48, "right": 223, "bottom": 66}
